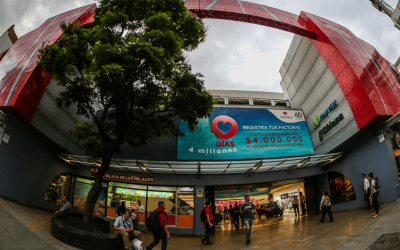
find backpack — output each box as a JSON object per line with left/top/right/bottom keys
{"left": 145, "top": 210, "right": 166, "bottom": 232}
{"left": 373, "top": 176, "right": 381, "bottom": 190}
{"left": 322, "top": 196, "right": 330, "bottom": 207}
{"left": 200, "top": 208, "right": 206, "bottom": 222}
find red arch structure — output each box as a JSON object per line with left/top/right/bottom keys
{"left": 0, "top": 1, "right": 399, "bottom": 129}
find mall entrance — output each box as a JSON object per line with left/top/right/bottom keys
{"left": 206, "top": 178, "right": 317, "bottom": 230}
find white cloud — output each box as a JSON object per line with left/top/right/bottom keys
{"left": 1, "top": 0, "right": 400, "bottom": 95}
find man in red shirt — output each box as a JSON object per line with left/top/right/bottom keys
{"left": 145, "top": 201, "right": 170, "bottom": 250}
{"left": 201, "top": 201, "right": 214, "bottom": 245}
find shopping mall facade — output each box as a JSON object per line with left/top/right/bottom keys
{"left": 1, "top": 2, "right": 400, "bottom": 236}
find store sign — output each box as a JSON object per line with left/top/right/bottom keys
{"left": 214, "top": 188, "right": 269, "bottom": 199}
{"left": 178, "top": 108, "right": 314, "bottom": 160}
{"left": 281, "top": 193, "right": 288, "bottom": 199}
{"left": 312, "top": 100, "right": 338, "bottom": 128}
{"left": 319, "top": 113, "right": 344, "bottom": 141}
{"left": 90, "top": 171, "right": 154, "bottom": 183}
{"left": 115, "top": 188, "right": 174, "bottom": 199}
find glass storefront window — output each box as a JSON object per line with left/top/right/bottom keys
{"left": 71, "top": 178, "right": 195, "bottom": 228}
{"left": 108, "top": 182, "right": 147, "bottom": 221}
{"left": 147, "top": 186, "right": 177, "bottom": 226}
{"left": 45, "top": 174, "right": 72, "bottom": 204}
{"left": 73, "top": 177, "right": 108, "bottom": 217}
{"left": 177, "top": 187, "right": 194, "bottom": 228}
{"left": 327, "top": 172, "right": 356, "bottom": 205}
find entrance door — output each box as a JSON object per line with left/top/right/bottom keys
{"left": 304, "top": 179, "right": 317, "bottom": 215}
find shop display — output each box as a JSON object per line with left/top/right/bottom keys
{"left": 328, "top": 172, "right": 356, "bottom": 205}
{"left": 45, "top": 174, "right": 71, "bottom": 204}
{"left": 115, "top": 188, "right": 175, "bottom": 199}
{"left": 73, "top": 178, "right": 108, "bottom": 217}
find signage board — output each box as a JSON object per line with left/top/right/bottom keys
{"left": 91, "top": 171, "right": 154, "bottom": 183}
{"left": 177, "top": 108, "right": 314, "bottom": 160}
{"left": 214, "top": 188, "right": 269, "bottom": 199}
{"left": 115, "top": 187, "right": 175, "bottom": 199}
{"left": 281, "top": 193, "right": 289, "bottom": 199}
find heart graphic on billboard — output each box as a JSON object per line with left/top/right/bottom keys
{"left": 210, "top": 115, "right": 238, "bottom": 139}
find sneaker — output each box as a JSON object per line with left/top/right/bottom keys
{"left": 201, "top": 239, "right": 207, "bottom": 245}
{"left": 246, "top": 240, "right": 250, "bottom": 245}
{"left": 373, "top": 214, "right": 379, "bottom": 218}
{"left": 207, "top": 242, "right": 213, "bottom": 245}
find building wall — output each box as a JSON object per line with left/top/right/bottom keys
{"left": 30, "top": 79, "right": 92, "bottom": 155}
{"left": 208, "top": 90, "right": 285, "bottom": 100}
{"left": 0, "top": 30, "right": 13, "bottom": 55}
{"left": 0, "top": 114, "right": 77, "bottom": 211}
{"left": 280, "top": 35, "right": 360, "bottom": 154}
{"left": 324, "top": 131, "right": 399, "bottom": 211}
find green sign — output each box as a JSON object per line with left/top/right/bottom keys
{"left": 319, "top": 113, "right": 344, "bottom": 141}
{"left": 313, "top": 100, "right": 338, "bottom": 128}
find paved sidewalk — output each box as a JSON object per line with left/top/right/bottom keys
{"left": 1, "top": 196, "right": 400, "bottom": 250}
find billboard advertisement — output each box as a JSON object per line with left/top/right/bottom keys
{"left": 177, "top": 108, "right": 314, "bottom": 160}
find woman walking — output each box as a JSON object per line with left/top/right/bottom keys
{"left": 319, "top": 190, "right": 333, "bottom": 223}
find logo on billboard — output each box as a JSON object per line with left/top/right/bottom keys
{"left": 210, "top": 115, "right": 238, "bottom": 139}
{"left": 283, "top": 112, "right": 287, "bottom": 115}
{"left": 295, "top": 112, "right": 303, "bottom": 118}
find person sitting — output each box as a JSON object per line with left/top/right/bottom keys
{"left": 273, "top": 202, "right": 279, "bottom": 216}
{"left": 114, "top": 210, "right": 142, "bottom": 250}
{"left": 55, "top": 195, "right": 71, "bottom": 218}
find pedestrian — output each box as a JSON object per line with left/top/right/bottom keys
{"left": 228, "top": 204, "right": 233, "bottom": 225}
{"left": 240, "top": 195, "right": 259, "bottom": 245}
{"left": 223, "top": 206, "right": 228, "bottom": 222}
{"left": 117, "top": 201, "right": 127, "bottom": 216}
{"left": 319, "top": 190, "right": 333, "bottom": 223}
{"left": 144, "top": 201, "right": 169, "bottom": 250}
{"left": 362, "top": 174, "right": 371, "bottom": 210}
{"left": 231, "top": 203, "right": 240, "bottom": 230}
{"left": 201, "top": 201, "right": 214, "bottom": 245}
{"left": 55, "top": 195, "right": 71, "bottom": 217}
{"left": 292, "top": 195, "right": 299, "bottom": 216}
{"left": 299, "top": 192, "right": 306, "bottom": 215}
{"left": 369, "top": 173, "right": 380, "bottom": 218}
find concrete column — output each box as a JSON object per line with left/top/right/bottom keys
{"left": 194, "top": 185, "right": 205, "bottom": 236}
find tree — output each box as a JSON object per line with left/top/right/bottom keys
{"left": 38, "top": 0, "right": 214, "bottom": 223}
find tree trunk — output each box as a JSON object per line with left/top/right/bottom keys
{"left": 83, "top": 151, "right": 113, "bottom": 223}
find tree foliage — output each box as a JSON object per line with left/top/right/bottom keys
{"left": 38, "top": 0, "right": 214, "bottom": 222}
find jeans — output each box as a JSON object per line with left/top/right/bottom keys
{"left": 372, "top": 192, "right": 379, "bottom": 214}
{"left": 321, "top": 205, "right": 333, "bottom": 222}
{"left": 293, "top": 204, "right": 299, "bottom": 215}
{"left": 232, "top": 217, "right": 239, "bottom": 229}
{"left": 243, "top": 219, "right": 253, "bottom": 241}
{"left": 203, "top": 222, "right": 214, "bottom": 243}
{"left": 300, "top": 203, "right": 306, "bottom": 214}
{"left": 55, "top": 212, "right": 67, "bottom": 218}
{"left": 146, "top": 228, "right": 167, "bottom": 250}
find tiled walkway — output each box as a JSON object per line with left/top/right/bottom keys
{"left": 1, "top": 196, "right": 400, "bottom": 249}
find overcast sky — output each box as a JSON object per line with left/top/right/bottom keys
{"left": 1, "top": 0, "right": 400, "bottom": 93}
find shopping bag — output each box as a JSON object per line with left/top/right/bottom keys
{"left": 132, "top": 239, "right": 143, "bottom": 250}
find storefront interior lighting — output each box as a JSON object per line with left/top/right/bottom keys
{"left": 59, "top": 153, "right": 342, "bottom": 174}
